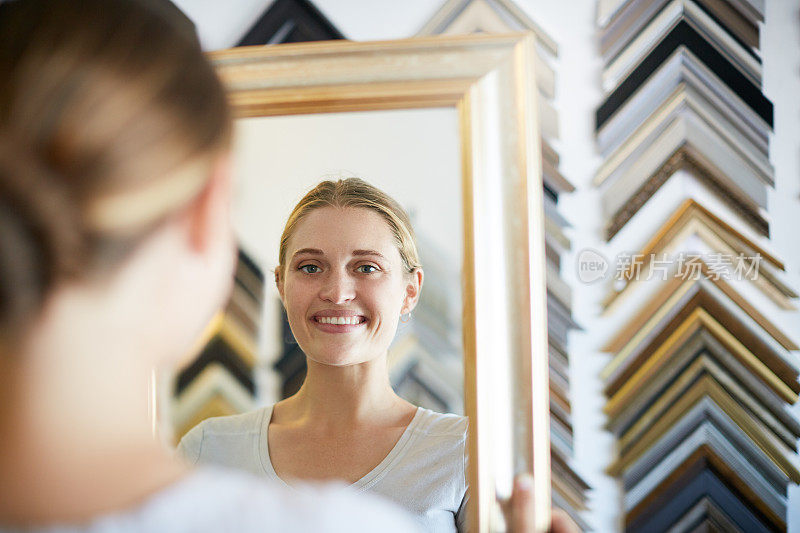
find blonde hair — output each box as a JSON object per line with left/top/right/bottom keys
{"left": 0, "top": 0, "right": 232, "bottom": 339}
{"left": 277, "top": 178, "right": 422, "bottom": 279}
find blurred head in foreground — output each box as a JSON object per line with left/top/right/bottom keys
{"left": 0, "top": 0, "right": 242, "bottom": 525}
{"left": 0, "top": 0, "right": 235, "bottom": 362}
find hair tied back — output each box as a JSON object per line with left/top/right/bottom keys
{"left": 0, "top": 131, "right": 85, "bottom": 336}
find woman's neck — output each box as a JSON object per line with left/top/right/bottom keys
{"left": 0, "top": 284, "right": 186, "bottom": 524}
{"left": 281, "top": 355, "right": 414, "bottom": 429}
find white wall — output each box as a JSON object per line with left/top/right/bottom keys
{"left": 176, "top": 1, "right": 800, "bottom": 530}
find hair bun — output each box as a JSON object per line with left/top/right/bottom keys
{"left": 0, "top": 133, "right": 84, "bottom": 335}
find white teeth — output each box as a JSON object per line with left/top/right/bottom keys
{"left": 317, "top": 316, "right": 362, "bottom": 325}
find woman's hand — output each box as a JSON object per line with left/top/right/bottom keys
{"left": 502, "top": 474, "right": 581, "bottom": 533}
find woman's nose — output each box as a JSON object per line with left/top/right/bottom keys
{"left": 319, "top": 271, "right": 355, "bottom": 304}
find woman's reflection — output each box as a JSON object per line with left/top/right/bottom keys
{"left": 179, "top": 178, "right": 468, "bottom": 531}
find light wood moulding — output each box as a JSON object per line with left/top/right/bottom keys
{"left": 210, "top": 33, "right": 551, "bottom": 532}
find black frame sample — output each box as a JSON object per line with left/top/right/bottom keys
{"left": 596, "top": 20, "right": 773, "bottom": 130}
{"left": 237, "top": 0, "right": 344, "bottom": 46}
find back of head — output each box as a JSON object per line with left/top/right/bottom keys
{"left": 0, "top": 0, "right": 232, "bottom": 344}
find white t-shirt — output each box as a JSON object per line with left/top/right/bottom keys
{"left": 178, "top": 406, "right": 469, "bottom": 533}
{"left": 5, "top": 467, "right": 420, "bottom": 532}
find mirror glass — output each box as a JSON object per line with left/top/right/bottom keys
{"left": 231, "top": 108, "right": 465, "bottom": 414}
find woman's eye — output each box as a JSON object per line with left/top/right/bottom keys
{"left": 357, "top": 265, "right": 379, "bottom": 274}
{"left": 299, "top": 264, "right": 320, "bottom": 274}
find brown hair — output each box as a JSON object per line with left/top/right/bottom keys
{"left": 277, "top": 178, "right": 422, "bottom": 280}
{"left": 0, "top": 0, "right": 232, "bottom": 340}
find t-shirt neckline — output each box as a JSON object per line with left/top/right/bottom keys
{"left": 257, "top": 404, "right": 425, "bottom": 492}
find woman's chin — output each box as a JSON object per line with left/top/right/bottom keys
{"left": 306, "top": 352, "right": 370, "bottom": 367}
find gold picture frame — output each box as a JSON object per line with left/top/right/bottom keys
{"left": 210, "top": 33, "right": 550, "bottom": 532}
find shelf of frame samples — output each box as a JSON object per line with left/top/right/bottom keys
{"left": 595, "top": 0, "right": 799, "bottom": 531}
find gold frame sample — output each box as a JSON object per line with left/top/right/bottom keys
{"left": 210, "top": 33, "right": 550, "bottom": 532}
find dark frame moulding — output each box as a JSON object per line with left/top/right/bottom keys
{"left": 596, "top": 19, "right": 773, "bottom": 130}
{"left": 233, "top": 249, "right": 265, "bottom": 302}
{"left": 600, "top": 0, "right": 762, "bottom": 62}
{"left": 625, "top": 453, "right": 780, "bottom": 532}
{"left": 605, "top": 150, "right": 770, "bottom": 240}
{"left": 236, "top": 0, "right": 344, "bottom": 46}
{"left": 176, "top": 336, "right": 257, "bottom": 395}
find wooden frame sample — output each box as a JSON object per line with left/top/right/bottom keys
{"left": 603, "top": 257, "right": 798, "bottom": 354}
{"left": 210, "top": 33, "right": 550, "bottom": 532}
{"left": 602, "top": 199, "right": 797, "bottom": 313}
{"left": 602, "top": 275, "right": 799, "bottom": 390}
{"left": 605, "top": 330, "right": 800, "bottom": 445}
{"left": 604, "top": 306, "right": 799, "bottom": 418}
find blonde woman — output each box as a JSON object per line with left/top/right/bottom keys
{"left": 179, "top": 179, "right": 467, "bottom": 530}
{"left": 0, "top": 0, "right": 418, "bottom": 531}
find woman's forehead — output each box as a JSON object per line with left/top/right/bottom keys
{"left": 288, "top": 207, "right": 400, "bottom": 259}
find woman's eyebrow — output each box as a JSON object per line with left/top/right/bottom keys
{"left": 291, "top": 248, "right": 324, "bottom": 259}
{"left": 352, "top": 250, "right": 386, "bottom": 259}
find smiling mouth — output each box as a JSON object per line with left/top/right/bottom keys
{"left": 314, "top": 316, "right": 366, "bottom": 325}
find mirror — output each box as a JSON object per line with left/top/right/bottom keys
{"left": 167, "top": 33, "right": 551, "bottom": 532}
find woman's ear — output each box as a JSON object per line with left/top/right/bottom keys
{"left": 275, "top": 269, "right": 285, "bottom": 303}
{"left": 186, "top": 152, "right": 232, "bottom": 255}
{"left": 401, "top": 268, "right": 424, "bottom": 314}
